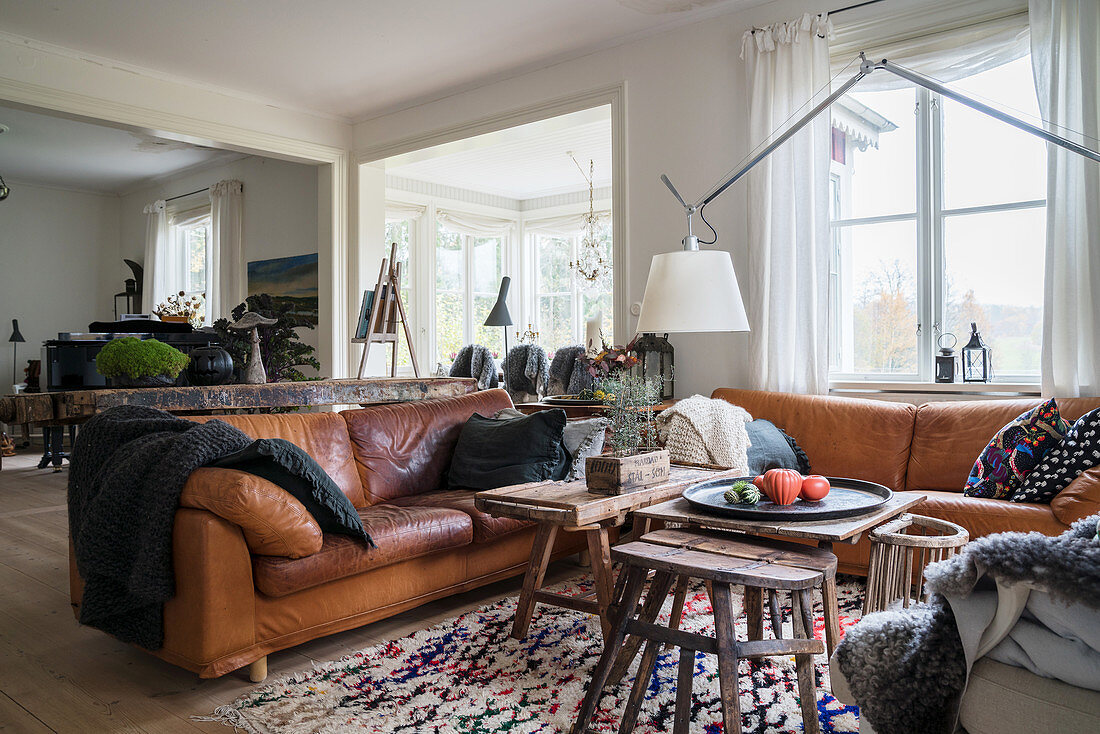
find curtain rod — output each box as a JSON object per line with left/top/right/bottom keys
{"left": 165, "top": 187, "right": 209, "bottom": 202}
{"left": 829, "top": 0, "right": 887, "bottom": 16}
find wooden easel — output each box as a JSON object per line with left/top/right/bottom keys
{"left": 354, "top": 242, "right": 420, "bottom": 378}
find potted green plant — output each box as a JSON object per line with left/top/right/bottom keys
{"left": 584, "top": 373, "right": 669, "bottom": 495}
{"left": 95, "top": 337, "right": 189, "bottom": 388}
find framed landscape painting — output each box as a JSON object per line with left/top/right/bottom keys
{"left": 247, "top": 253, "right": 319, "bottom": 325}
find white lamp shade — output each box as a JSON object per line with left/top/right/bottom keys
{"left": 636, "top": 250, "right": 749, "bottom": 333}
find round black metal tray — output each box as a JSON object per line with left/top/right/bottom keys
{"left": 682, "top": 476, "right": 893, "bottom": 521}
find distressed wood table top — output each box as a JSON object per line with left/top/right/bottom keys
{"left": 0, "top": 377, "right": 477, "bottom": 425}
{"left": 474, "top": 464, "right": 741, "bottom": 528}
{"left": 633, "top": 493, "right": 927, "bottom": 544}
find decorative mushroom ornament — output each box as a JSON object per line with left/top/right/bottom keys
{"left": 227, "top": 311, "right": 278, "bottom": 384}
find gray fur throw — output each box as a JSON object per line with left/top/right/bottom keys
{"left": 449, "top": 344, "right": 499, "bottom": 390}
{"left": 924, "top": 514, "right": 1100, "bottom": 610}
{"left": 547, "top": 345, "right": 590, "bottom": 396}
{"left": 836, "top": 514, "right": 1100, "bottom": 734}
{"left": 68, "top": 406, "right": 252, "bottom": 650}
{"left": 502, "top": 344, "right": 548, "bottom": 403}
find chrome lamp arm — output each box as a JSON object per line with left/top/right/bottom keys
{"left": 663, "top": 54, "right": 1100, "bottom": 250}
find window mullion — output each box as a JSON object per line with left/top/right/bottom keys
{"left": 915, "top": 87, "right": 936, "bottom": 382}
{"left": 930, "top": 91, "right": 947, "bottom": 373}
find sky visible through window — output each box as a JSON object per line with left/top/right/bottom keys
{"left": 833, "top": 56, "right": 1046, "bottom": 377}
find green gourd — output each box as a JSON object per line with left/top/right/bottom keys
{"left": 723, "top": 480, "right": 761, "bottom": 505}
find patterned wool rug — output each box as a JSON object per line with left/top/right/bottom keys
{"left": 201, "top": 576, "right": 864, "bottom": 734}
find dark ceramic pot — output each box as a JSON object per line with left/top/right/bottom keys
{"left": 111, "top": 374, "right": 176, "bottom": 388}
{"left": 186, "top": 345, "right": 235, "bottom": 386}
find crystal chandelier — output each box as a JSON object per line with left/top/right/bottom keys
{"left": 569, "top": 156, "right": 611, "bottom": 287}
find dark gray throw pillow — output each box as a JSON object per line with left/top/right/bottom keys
{"left": 746, "top": 419, "right": 811, "bottom": 475}
{"left": 210, "top": 438, "right": 373, "bottom": 546}
{"left": 448, "top": 409, "right": 570, "bottom": 490}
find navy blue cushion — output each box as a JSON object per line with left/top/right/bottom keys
{"left": 746, "top": 419, "right": 810, "bottom": 475}
{"left": 448, "top": 410, "right": 569, "bottom": 490}
{"left": 1010, "top": 407, "right": 1100, "bottom": 504}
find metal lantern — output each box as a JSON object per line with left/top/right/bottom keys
{"left": 633, "top": 332, "right": 674, "bottom": 401}
{"left": 961, "top": 322, "right": 993, "bottom": 383}
{"left": 934, "top": 333, "right": 958, "bottom": 384}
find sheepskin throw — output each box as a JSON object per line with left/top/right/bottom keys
{"left": 546, "top": 345, "right": 590, "bottom": 396}
{"left": 835, "top": 515, "right": 1100, "bottom": 734}
{"left": 502, "top": 344, "right": 548, "bottom": 404}
{"left": 450, "top": 344, "right": 499, "bottom": 390}
{"left": 68, "top": 406, "right": 253, "bottom": 650}
{"left": 656, "top": 395, "right": 752, "bottom": 472}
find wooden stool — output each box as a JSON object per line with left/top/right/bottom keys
{"left": 863, "top": 513, "right": 969, "bottom": 614}
{"left": 604, "top": 528, "right": 840, "bottom": 687}
{"left": 571, "top": 538, "right": 825, "bottom": 734}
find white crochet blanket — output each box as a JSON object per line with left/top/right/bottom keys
{"left": 656, "top": 395, "right": 752, "bottom": 472}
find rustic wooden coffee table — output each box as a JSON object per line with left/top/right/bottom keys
{"left": 632, "top": 492, "right": 926, "bottom": 654}
{"left": 474, "top": 464, "right": 739, "bottom": 639}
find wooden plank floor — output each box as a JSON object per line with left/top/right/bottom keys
{"left": 0, "top": 451, "right": 584, "bottom": 733}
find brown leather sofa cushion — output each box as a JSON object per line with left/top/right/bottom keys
{"left": 389, "top": 490, "right": 533, "bottom": 544}
{"left": 191, "top": 412, "right": 365, "bottom": 507}
{"left": 180, "top": 467, "right": 323, "bottom": 558}
{"left": 710, "top": 388, "right": 916, "bottom": 491}
{"left": 252, "top": 504, "right": 474, "bottom": 597}
{"left": 906, "top": 398, "right": 1100, "bottom": 492}
{"left": 1051, "top": 465, "right": 1100, "bottom": 525}
{"left": 342, "top": 389, "right": 514, "bottom": 504}
{"left": 911, "top": 489, "right": 1068, "bottom": 538}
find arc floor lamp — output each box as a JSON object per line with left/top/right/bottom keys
{"left": 637, "top": 54, "right": 1100, "bottom": 337}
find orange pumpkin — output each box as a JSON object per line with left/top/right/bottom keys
{"left": 752, "top": 475, "right": 765, "bottom": 490}
{"left": 799, "top": 475, "right": 831, "bottom": 501}
{"left": 762, "top": 468, "right": 802, "bottom": 505}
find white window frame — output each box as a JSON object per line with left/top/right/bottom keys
{"left": 829, "top": 84, "right": 1045, "bottom": 385}
{"left": 167, "top": 206, "right": 212, "bottom": 325}
{"left": 529, "top": 230, "right": 611, "bottom": 348}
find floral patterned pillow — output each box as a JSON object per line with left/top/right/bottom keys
{"left": 963, "top": 398, "right": 1071, "bottom": 500}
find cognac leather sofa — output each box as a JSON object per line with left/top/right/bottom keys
{"left": 69, "top": 389, "right": 585, "bottom": 679}
{"left": 711, "top": 389, "right": 1100, "bottom": 576}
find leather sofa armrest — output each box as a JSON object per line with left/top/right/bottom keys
{"left": 1050, "top": 465, "right": 1100, "bottom": 526}
{"left": 180, "top": 467, "right": 323, "bottom": 558}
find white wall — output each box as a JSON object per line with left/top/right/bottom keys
{"left": 353, "top": 0, "right": 822, "bottom": 396}
{"left": 119, "top": 156, "right": 323, "bottom": 373}
{"left": 0, "top": 182, "right": 120, "bottom": 383}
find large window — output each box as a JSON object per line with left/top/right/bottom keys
{"left": 532, "top": 224, "right": 613, "bottom": 354}
{"left": 435, "top": 222, "right": 505, "bottom": 363}
{"left": 384, "top": 218, "right": 413, "bottom": 370}
{"left": 829, "top": 57, "right": 1046, "bottom": 382}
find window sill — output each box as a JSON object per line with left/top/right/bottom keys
{"left": 830, "top": 380, "right": 1041, "bottom": 399}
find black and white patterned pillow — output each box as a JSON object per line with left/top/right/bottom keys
{"left": 1010, "top": 407, "right": 1100, "bottom": 504}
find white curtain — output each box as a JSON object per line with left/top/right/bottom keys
{"left": 742, "top": 13, "right": 833, "bottom": 394}
{"left": 524, "top": 211, "right": 610, "bottom": 237}
{"left": 1031, "top": 0, "right": 1100, "bottom": 396}
{"left": 385, "top": 201, "right": 427, "bottom": 222}
{"left": 208, "top": 180, "right": 244, "bottom": 321}
{"left": 830, "top": 0, "right": 1029, "bottom": 90}
{"left": 141, "top": 200, "right": 171, "bottom": 313}
{"left": 436, "top": 208, "right": 514, "bottom": 237}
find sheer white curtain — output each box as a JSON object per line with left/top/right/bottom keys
{"left": 742, "top": 13, "right": 833, "bottom": 394}
{"left": 208, "top": 180, "right": 244, "bottom": 321}
{"left": 141, "top": 200, "right": 171, "bottom": 312}
{"left": 435, "top": 208, "right": 514, "bottom": 237}
{"left": 1031, "top": 0, "right": 1100, "bottom": 396}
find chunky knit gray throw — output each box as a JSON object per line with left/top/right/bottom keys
{"left": 502, "top": 344, "right": 548, "bottom": 403}
{"left": 836, "top": 515, "right": 1100, "bottom": 734}
{"left": 68, "top": 405, "right": 252, "bottom": 650}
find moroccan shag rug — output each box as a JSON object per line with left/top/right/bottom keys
{"left": 201, "top": 576, "right": 865, "bottom": 734}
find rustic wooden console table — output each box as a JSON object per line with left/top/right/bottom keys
{"left": 0, "top": 377, "right": 476, "bottom": 470}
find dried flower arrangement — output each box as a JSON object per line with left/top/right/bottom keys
{"left": 155, "top": 291, "right": 205, "bottom": 328}
{"left": 578, "top": 338, "right": 639, "bottom": 379}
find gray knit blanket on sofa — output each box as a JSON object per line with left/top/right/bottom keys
{"left": 68, "top": 406, "right": 252, "bottom": 650}
{"left": 835, "top": 514, "right": 1100, "bottom": 734}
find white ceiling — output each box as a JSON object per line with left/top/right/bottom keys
{"left": 0, "top": 0, "right": 763, "bottom": 121}
{"left": 0, "top": 104, "right": 240, "bottom": 194}
{"left": 386, "top": 107, "right": 612, "bottom": 199}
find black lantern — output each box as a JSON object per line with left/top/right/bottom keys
{"left": 633, "top": 332, "right": 674, "bottom": 401}
{"left": 934, "top": 333, "right": 958, "bottom": 384}
{"left": 961, "top": 322, "right": 993, "bottom": 383}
